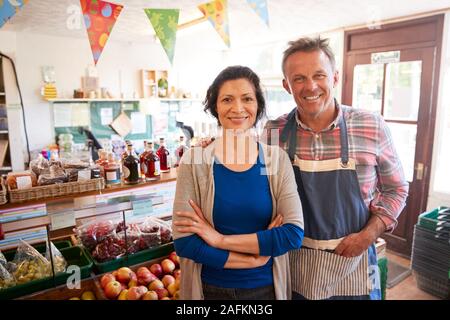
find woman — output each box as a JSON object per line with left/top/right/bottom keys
{"left": 172, "top": 66, "right": 304, "bottom": 300}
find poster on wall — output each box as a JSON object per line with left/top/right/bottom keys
{"left": 144, "top": 9, "right": 180, "bottom": 65}
{"left": 80, "top": 0, "right": 123, "bottom": 65}
{"left": 198, "top": 0, "right": 230, "bottom": 47}
{"left": 0, "top": 0, "right": 28, "bottom": 29}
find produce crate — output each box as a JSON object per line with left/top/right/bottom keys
{"left": 418, "top": 207, "right": 450, "bottom": 232}
{"left": 1, "top": 239, "right": 72, "bottom": 260}
{"left": 19, "top": 277, "right": 106, "bottom": 300}
{"left": 0, "top": 245, "right": 93, "bottom": 300}
{"left": 414, "top": 271, "right": 450, "bottom": 299}
{"left": 7, "top": 177, "right": 105, "bottom": 203}
{"left": 86, "top": 242, "right": 174, "bottom": 274}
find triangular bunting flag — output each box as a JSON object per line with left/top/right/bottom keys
{"left": 246, "top": 0, "right": 269, "bottom": 27}
{"left": 198, "top": 0, "right": 230, "bottom": 47}
{"left": 80, "top": 0, "right": 123, "bottom": 65}
{"left": 0, "top": 0, "right": 28, "bottom": 29}
{"left": 144, "top": 9, "right": 180, "bottom": 65}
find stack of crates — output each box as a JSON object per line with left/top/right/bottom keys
{"left": 411, "top": 207, "right": 450, "bottom": 299}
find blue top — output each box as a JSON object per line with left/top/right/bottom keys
{"left": 174, "top": 145, "right": 304, "bottom": 289}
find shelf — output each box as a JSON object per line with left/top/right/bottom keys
{"left": 0, "top": 93, "right": 5, "bottom": 96}
{"left": 48, "top": 98, "right": 141, "bottom": 103}
{"left": 0, "top": 130, "right": 8, "bottom": 134}
{"left": 0, "top": 166, "right": 12, "bottom": 170}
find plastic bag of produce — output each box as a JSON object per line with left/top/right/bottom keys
{"left": 137, "top": 217, "right": 174, "bottom": 248}
{"left": 75, "top": 219, "right": 117, "bottom": 252}
{"left": 116, "top": 221, "right": 143, "bottom": 254}
{"left": 11, "top": 240, "right": 51, "bottom": 285}
{"left": 0, "top": 262, "right": 16, "bottom": 290}
{"left": 45, "top": 241, "right": 67, "bottom": 274}
{"left": 0, "top": 250, "right": 6, "bottom": 268}
{"left": 91, "top": 231, "right": 126, "bottom": 262}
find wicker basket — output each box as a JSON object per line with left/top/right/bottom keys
{"left": 8, "top": 178, "right": 105, "bottom": 203}
{"left": 0, "top": 179, "right": 7, "bottom": 205}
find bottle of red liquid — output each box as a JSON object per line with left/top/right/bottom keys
{"left": 95, "top": 149, "right": 108, "bottom": 178}
{"left": 139, "top": 141, "right": 148, "bottom": 178}
{"left": 156, "top": 138, "right": 170, "bottom": 172}
{"left": 175, "top": 136, "right": 188, "bottom": 167}
{"left": 144, "top": 142, "right": 160, "bottom": 181}
{"left": 122, "top": 144, "right": 140, "bottom": 185}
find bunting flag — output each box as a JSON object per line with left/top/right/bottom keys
{"left": 0, "top": 0, "right": 28, "bottom": 29}
{"left": 80, "top": 0, "right": 123, "bottom": 65}
{"left": 198, "top": 0, "right": 230, "bottom": 47}
{"left": 246, "top": 0, "right": 269, "bottom": 27}
{"left": 144, "top": 9, "right": 180, "bottom": 65}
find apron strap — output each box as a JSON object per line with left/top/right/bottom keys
{"left": 281, "top": 108, "right": 298, "bottom": 162}
{"left": 338, "top": 115, "right": 349, "bottom": 165}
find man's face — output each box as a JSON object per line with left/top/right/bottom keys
{"left": 283, "top": 50, "right": 339, "bottom": 121}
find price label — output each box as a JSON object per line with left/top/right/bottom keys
{"left": 132, "top": 198, "right": 153, "bottom": 216}
{"left": 50, "top": 210, "right": 76, "bottom": 231}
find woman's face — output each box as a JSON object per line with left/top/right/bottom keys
{"left": 216, "top": 78, "right": 258, "bottom": 131}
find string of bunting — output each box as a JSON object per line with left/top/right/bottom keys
{"left": 0, "top": 0, "right": 270, "bottom": 65}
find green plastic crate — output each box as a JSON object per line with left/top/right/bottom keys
{"left": 86, "top": 242, "right": 174, "bottom": 274}
{"left": 378, "top": 257, "right": 388, "bottom": 300}
{"left": 0, "top": 245, "right": 92, "bottom": 300}
{"left": 1, "top": 240, "right": 72, "bottom": 261}
{"left": 418, "top": 207, "right": 449, "bottom": 231}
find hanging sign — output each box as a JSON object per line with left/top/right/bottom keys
{"left": 0, "top": 0, "right": 28, "bottom": 29}
{"left": 144, "top": 9, "right": 180, "bottom": 65}
{"left": 80, "top": 0, "right": 123, "bottom": 65}
{"left": 198, "top": 0, "right": 230, "bottom": 47}
{"left": 246, "top": 0, "right": 269, "bottom": 27}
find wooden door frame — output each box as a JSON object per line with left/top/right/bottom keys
{"left": 342, "top": 14, "right": 444, "bottom": 256}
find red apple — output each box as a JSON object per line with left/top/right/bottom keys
{"left": 169, "top": 252, "right": 180, "bottom": 267}
{"left": 142, "top": 290, "right": 158, "bottom": 300}
{"left": 173, "top": 269, "right": 181, "bottom": 279}
{"left": 112, "top": 270, "right": 118, "bottom": 278}
{"left": 100, "top": 273, "right": 116, "bottom": 289}
{"left": 120, "top": 283, "right": 128, "bottom": 291}
{"left": 160, "top": 297, "right": 171, "bottom": 300}
{"left": 127, "top": 286, "right": 145, "bottom": 300}
{"left": 148, "top": 279, "right": 164, "bottom": 291}
{"left": 137, "top": 268, "right": 157, "bottom": 286}
{"left": 128, "top": 278, "right": 138, "bottom": 288}
{"left": 104, "top": 281, "right": 122, "bottom": 300}
{"left": 149, "top": 263, "right": 163, "bottom": 278}
{"left": 155, "top": 288, "right": 169, "bottom": 300}
{"left": 116, "top": 267, "right": 133, "bottom": 284}
{"left": 161, "top": 259, "right": 176, "bottom": 274}
{"left": 162, "top": 275, "right": 175, "bottom": 288}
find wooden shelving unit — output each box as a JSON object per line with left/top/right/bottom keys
{"left": 0, "top": 58, "right": 12, "bottom": 174}
{"left": 140, "top": 69, "right": 169, "bottom": 98}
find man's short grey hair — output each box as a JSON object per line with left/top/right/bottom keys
{"left": 282, "top": 36, "right": 336, "bottom": 75}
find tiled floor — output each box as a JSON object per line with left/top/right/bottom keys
{"left": 385, "top": 251, "right": 440, "bottom": 300}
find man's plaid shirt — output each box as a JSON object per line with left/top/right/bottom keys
{"left": 263, "top": 104, "right": 409, "bottom": 231}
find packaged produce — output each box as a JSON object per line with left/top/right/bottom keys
{"left": 37, "top": 165, "right": 68, "bottom": 185}
{"left": 92, "top": 232, "right": 126, "bottom": 262}
{"left": 76, "top": 219, "right": 116, "bottom": 252}
{"left": 6, "top": 171, "right": 38, "bottom": 190}
{"left": 11, "top": 240, "right": 51, "bottom": 285}
{"left": 29, "top": 154, "right": 49, "bottom": 177}
{"left": 45, "top": 241, "right": 67, "bottom": 274}
{"left": 0, "top": 263, "right": 15, "bottom": 290}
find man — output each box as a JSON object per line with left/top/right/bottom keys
{"left": 263, "top": 37, "right": 408, "bottom": 300}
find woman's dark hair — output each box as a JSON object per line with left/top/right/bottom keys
{"left": 203, "top": 66, "right": 266, "bottom": 126}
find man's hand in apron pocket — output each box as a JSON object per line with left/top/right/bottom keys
{"left": 333, "top": 231, "right": 373, "bottom": 258}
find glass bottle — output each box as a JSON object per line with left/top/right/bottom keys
{"left": 144, "top": 142, "right": 160, "bottom": 181}
{"left": 139, "top": 141, "right": 149, "bottom": 178}
{"left": 104, "top": 152, "right": 121, "bottom": 186}
{"left": 95, "top": 149, "right": 108, "bottom": 178}
{"left": 122, "top": 144, "right": 140, "bottom": 185}
{"left": 156, "top": 138, "right": 170, "bottom": 172}
{"left": 175, "top": 136, "right": 188, "bottom": 167}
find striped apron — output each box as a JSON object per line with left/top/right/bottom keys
{"left": 281, "top": 108, "right": 381, "bottom": 300}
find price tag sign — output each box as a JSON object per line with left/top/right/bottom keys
{"left": 47, "top": 199, "right": 76, "bottom": 231}
{"left": 132, "top": 198, "right": 153, "bottom": 216}
{"left": 50, "top": 210, "right": 76, "bottom": 231}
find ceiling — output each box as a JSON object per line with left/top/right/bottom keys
{"left": 2, "top": 0, "right": 450, "bottom": 49}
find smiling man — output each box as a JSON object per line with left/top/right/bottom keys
{"left": 264, "top": 37, "right": 409, "bottom": 300}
